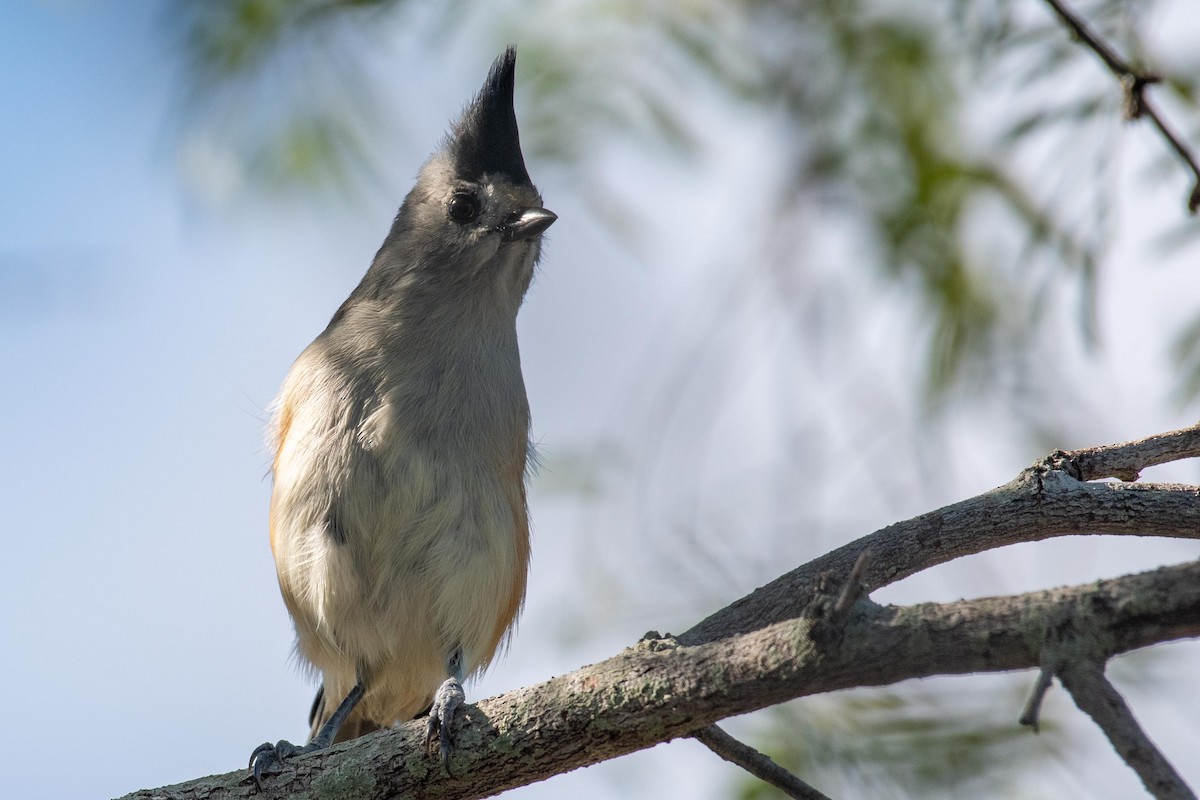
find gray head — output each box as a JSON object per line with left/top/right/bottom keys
{"left": 347, "top": 47, "right": 556, "bottom": 320}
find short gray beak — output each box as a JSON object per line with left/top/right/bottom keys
{"left": 501, "top": 207, "right": 557, "bottom": 241}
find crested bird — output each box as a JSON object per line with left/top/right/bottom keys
{"left": 250, "top": 46, "right": 553, "bottom": 788}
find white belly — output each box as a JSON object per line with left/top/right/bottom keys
{"left": 268, "top": 342, "right": 529, "bottom": 724}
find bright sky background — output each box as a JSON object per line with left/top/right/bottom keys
{"left": 3, "top": 2, "right": 1199, "bottom": 799}
{"left": 0, "top": 4, "right": 712, "bottom": 797}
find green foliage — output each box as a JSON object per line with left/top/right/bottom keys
{"left": 173, "top": 0, "right": 395, "bottom": 78}
{"left": 164, "top": 0, "right": 1200, "bottom": 399}
{"left": 731, "top": 682, "right": 1066, "bottom": 800}
{"left": 167, "top": 0, "right": 399, "bottom": 198}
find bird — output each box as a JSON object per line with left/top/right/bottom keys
{"left": 249, "top": 46, "right": 554, "bottom": 789}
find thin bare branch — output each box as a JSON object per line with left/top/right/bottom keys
{"left": 1040, "top": 0, "right": 1200, "bottom": 212}
{"left": 1058, "top": 660, "right": 1195, "bottom": 800}
{"left": 1056, "top": 421, "right": 1200, "bottom": 482}
{"left": 684, "top": 460, "right": 1200, "bottom": 647}
{"left": 691, "top": 723, "right": 831, "bottom": 800}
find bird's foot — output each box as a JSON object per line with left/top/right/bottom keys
{"left": 424, "top": 676, "right": 466, "bottom": 770}
{"left": 249, "top": 681, "right": 366, "bottom": 790}
{"left": 249, "top": 738, "right": 323, "bottom": 791}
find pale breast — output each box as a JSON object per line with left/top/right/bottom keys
{"left": 269, "top": 319, "right": 531, "bottom": 718}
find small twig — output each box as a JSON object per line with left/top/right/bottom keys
{"left": 1018, "top": 661, "right": 1059, "bottom": 733}
{"left": 691, "top": 724, "right": 832, "bottom": 800}
{"left": 1056, "top": 420, "right": 1200, "bottom": 482}
{"left": 805, "top": 550, "right": 872, "bottom": 644}
{"left": 831, "top": 549, "right": 872, "bottom": 622}
{"left": 1040, "top": 0, "right": 1200, "bottom": 212}
{"left": 1058, "top": 660, "right": 1195, "bottom": 800}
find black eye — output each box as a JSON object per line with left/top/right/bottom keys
{"left": 447, "top": 192, "right": 482, "bottom": 223}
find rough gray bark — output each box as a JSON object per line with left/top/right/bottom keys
{"left": 117, "top": 425, "right": 1200, "bottom": 800}
{"left": 1059, "top": 661, "right": 1196, "bottom": 800}
{"left": 682, "top": 466, "right": 1200, "bottom": 647}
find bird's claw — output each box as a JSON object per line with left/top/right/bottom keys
{"left": 249, "top": 739, "right": 310, "bottom": 791}
{"left": 424, "top": 677, "right": 466, "bottom": 770}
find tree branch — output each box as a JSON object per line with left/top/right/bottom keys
{"left": 1058, "top": 660, "right": 1195, "bottom": 800}
{"left": 683, "top": 423, "right": 1200, "bottom": 646}
{"left": 120, "top": 561, "right": 1200, "bottom": 799}
{"left": 118, "top": 426, "right": 1200, "bottom": 798}
{"left": 691, "top": 724, "right": 831, "bottom": 800}
{"left": 1055, "top": 420, "right": 1200, "bottom": 482}
{"left": 1039, "top": 0, "right": 1200, "bottom": 212}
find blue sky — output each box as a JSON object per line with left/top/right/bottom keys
{"left": 0, "top": 4, "right": 683, "bottom": 796}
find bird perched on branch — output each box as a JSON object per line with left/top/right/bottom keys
{"left": 250, "top": 46, "right": 554, "bottom": 788}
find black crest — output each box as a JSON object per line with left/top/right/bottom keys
{"left": 448, "top": 47, "right": 532, "bottom": 187}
